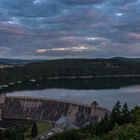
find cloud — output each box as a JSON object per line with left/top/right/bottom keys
{"left": 35, "top": 46, "right": 89, "bottom": 54}
{"left": 33, "top": 0, "right": 45, "bottom": 5}
{"left": 35, "top": 49, "right": 48, "bottom": 53}
{"left": 0, "top": 0, "right": 140, "bottom": 59}
{"left": 59, "top": 0, "right": 105, "bottom": 5}
{"left": 0, "top": 47, "right": 10, "bottom": 57}
{"left": 128, "top": 33, "right": 140, "bottom": 40}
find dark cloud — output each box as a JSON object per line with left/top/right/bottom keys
{"left": 109, "top": 0, "right": 137, "bottom": 5}
{"left": 59, "top": 0, "right": 105, "bottom": 5}
{"left": 0, "top": 0, "right": 140, "bottom": 59}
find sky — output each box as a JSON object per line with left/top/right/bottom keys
{"left": 0, "top": 0, "right": 140, "bottom": 59}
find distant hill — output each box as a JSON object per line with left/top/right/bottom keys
{"left": 1, "top": 57, "right": 140, "bottom": 65}
{"left": 1, "top": 58, "right": 140, "bottom": 84}
{"left": 0, "top": 58, "right": 46, "bottom": 65}
{"left": 112, "top": 57, "right": 140, "bottom": 63}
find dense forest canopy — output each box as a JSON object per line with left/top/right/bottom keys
{"left": 1, "top": 58, "right": 140, "bottom": 85}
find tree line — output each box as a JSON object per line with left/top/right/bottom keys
{"left": 1, "top": 59, "right": 140, "bottom": 85}
{"left": 0, "top": 122, "right": 38, "bottom": 140}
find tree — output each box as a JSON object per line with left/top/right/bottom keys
{"left": 0, "top": 130, "right": 4, "bottom": 140}
{"left": 9, "top": 128, "right": 17, "bottom": 140}
{"left": 16, "top": 132, "right": 24, "bottom": 140}
{"left": 110, "top": 100, "right": 122, "bottom": 124}
{"left": 104, "top": 122, "right": 140, "bottom": 140}
{"left": 122, "top": 102, "right": 130, "bottom": 123}
{"left": 31, "top": 122, "right": 38, "bottom": 138}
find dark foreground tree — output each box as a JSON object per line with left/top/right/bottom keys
{"left": 111, "top": 100, "right": 122, "bottom": 124}
{"left": 122, "top": 102, "right": 130, "bottom": 123}
{"left": 31, "top": 122, "right": 38, "bottom": 138}
{"left": 16, "top": 132, "right": 24, "bottom": 140}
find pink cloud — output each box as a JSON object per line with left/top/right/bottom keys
{"left": 128, "top": 32, "right": 140, "bottom": 40}
{"left": 0, "top": 24, "right": 28, "bottom": 36}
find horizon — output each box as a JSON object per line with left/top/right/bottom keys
{"left": 0, "top": 0, "right": 140, "bottom": 59}
{"left": 1, "top": 56, "right": 140, "bottom": 61}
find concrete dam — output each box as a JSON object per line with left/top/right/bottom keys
{"left": 0, "top": 96, "right": 109, "bottom": 127}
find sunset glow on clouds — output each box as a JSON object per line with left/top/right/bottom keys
{"left": 0, "top": 0, "right": 140, "bottom": 59}
{"left": 35, "top": 46, "right": 89, "bottom": 53}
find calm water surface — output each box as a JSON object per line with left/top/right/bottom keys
{"left": 6, "top": 85, "right": 140, "bottom": 109}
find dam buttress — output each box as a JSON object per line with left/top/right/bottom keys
{"left": 0, "top": 95, "right": 109, "bottom": 127}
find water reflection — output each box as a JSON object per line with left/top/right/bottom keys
{"left": 2, "top": 77, "right": 140, "bottom": 93}
{"left": 6, "top": 85, "right": 140, "bottom": 109}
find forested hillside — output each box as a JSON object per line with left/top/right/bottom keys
{"left": 1, "top": 58, "right": 140, "bottom": 84}
{"left": 0, "top": 58, "right": 44, "bottom": 65}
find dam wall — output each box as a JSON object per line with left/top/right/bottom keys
{"left": 1, "top": 96, "right": 108, "bottom": 127}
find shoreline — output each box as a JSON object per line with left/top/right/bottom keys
{"left": 0, "top": 75, "right": 140, "bottom": 87}
{"left": 46, "top": 75, "right": 140, "bottom": 80}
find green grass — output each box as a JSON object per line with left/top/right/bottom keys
{"left": 37, "top": 121, "right": 53, "bottom": 135}
{"left": 24, "top": 121, "right": 54, "bottom": 140}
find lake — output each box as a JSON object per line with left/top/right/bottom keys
{"left": 4, "top": 77, "right": 140, "bottom": 109}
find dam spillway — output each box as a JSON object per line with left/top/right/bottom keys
{"left": 0, "top": 95, "right": 109, "bottom": 127}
